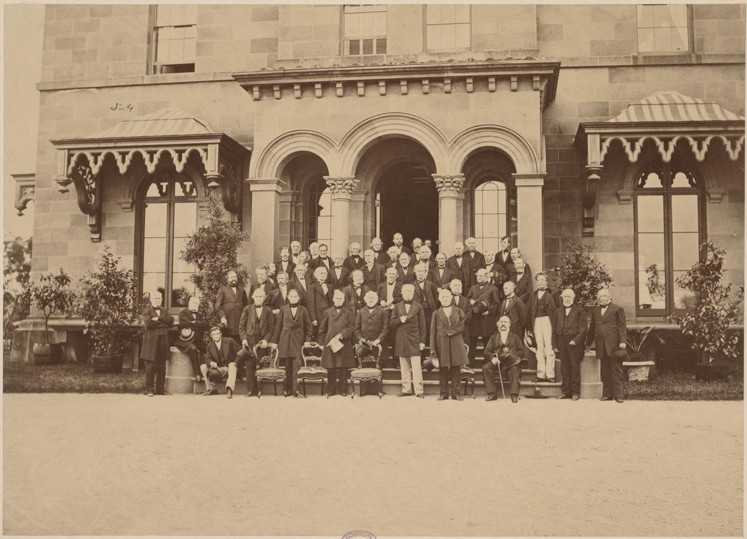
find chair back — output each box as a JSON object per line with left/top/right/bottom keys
{"left": 301, "top": 342, "right": 324, "bottom": 368}
{"left": 253, "top": 343, "right": 279, "bottom": 369}
{"left": 463, "top": 343, "right": 469, "bottom": 355}
{"left": 354, "top": 342, "right": 382, "bottom": 369}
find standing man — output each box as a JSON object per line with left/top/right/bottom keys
{"left": 215, "top": 270, "right": 248, "bottom": 343}
{"left": 512, "top": 258, "right": 533, "bottom": 305}
{"left": 289, "top": 264, "right": 313, "bottom": 307}
{"left": 329, "top": 255, "right": 350, "bottom": 290}
{"left": 174, "top": 295, "right": 207, "bottom": 382}
{"left": 392, "top": 232, "right": 411, "bottom": 255}
{"left": 140, "top": 291, "right": 174, "bottom": 397}
{"left": 586, "top": 288, "right": 627, "bottom": 403}
{"left": 482, "top": 316, "right": 524, "bottom": 403}
{"left": 466, "top": 268, "right": 501, "bottom": 363}
{"left": 495, "top": 236, "right": 513, "bottom": 278}
{"left": 343, "top": 242, "right": 365, "bottom": 273}
{"left": 342, "top": 269, "right": 370, "bottom": 315}
{"left": 416, "top": 245, "right": 437, "bottom": 270}
{"left": 464, "top": 237, "right": 486, "bottom": 284}
{"left": 446, "top": 241, "right": 473, "bottom": 291}
{"left": 307, "top": 266, "right": 334, "bottom": 339}
{"left": 430, "top": 287, "right": 469, "bottom": 401}
{"left": 527, "top": 271, "right": 558, "bottom": 383}
{"left": 361, "top": 249, "right": 386, "bottom": 290}
{"left": 384, "top": 246, "right": 400, "bottom": 269}
{"left": 390, "top": 284, "right": 427, "bottom": 398}
{"left": 201, "top": 326, "right": 242, "bottom": 398}
{"left": 318, "top": 289, "right": 356, "bottom": 397}
{"left": 377, "top": 267, "right": 402, "bottom": 367}
{"left": 290, "top": 240, "right": 302, "bottom": 266}
{"left": 449, "top": 279, "right": 472, "bottom": 345}
{"left": 309, "top": 243, "right": 333, "bottom": 273}
{"left": 412, "top": 264, "right": 439, "bottom": 347}
{"left": 273, "top": 288, "right": 313, "bottom": 397}
{"left": 498, "top": 281, "right": 527, "bottom": 339}
{"left": 371, "top": 237, "right": 388, "bottom": 266}
{"left": 428, "top": 252, "right": 455, "bottom": 288}
{"left": 553, "top": 288, "right": 587, "bottom": 401}
{"left": 275, "top": 246, "right": 295, "bottom": 278}
{"left": 395, "top": 251, "right": 416, "bottom": 285}
{"left": 268, "top": 271, "right": 291, "bottom": 315}
{"left": 249, "top": 266, "right": 276, "bottom": 304}
{"left": 239, "top": 289, "right": 276, "bottom": 397}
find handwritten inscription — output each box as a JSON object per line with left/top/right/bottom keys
{"left": 110, "top": 102, "right": 133, "bottom": 112}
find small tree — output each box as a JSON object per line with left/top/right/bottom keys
{"left": 3, "top": 237, "right": 33, "bottom": 335}
{"left": 28, "top": 269, "right": 74, "bottom": 345}
{"left": 180, "top": 194, "right": 249, "bottom": 324}
{"left": 548, "top": 240, "right": 613, "bottom": 308}
{"left": 666, "top": 241, "right": 743, "bottom": 364}
{"left": 76, "top": 246, "right": 140, "bottom": 357}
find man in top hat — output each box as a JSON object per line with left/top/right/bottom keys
{"left": 482, "top": 316, "right": 524, "bottom": 403}
{"left": 361, "top": 249, "right": 386, "bottom": 291}
{"left": 586, "top": 288, "right": 627, "bottom": 403}
{"left": 498, "top": 281, "right": 527, "bottom": 339}
{"left": 239, "top": 288, "right": 276, "bottom": 397}
{"left": 527, "top": 271, "right": 558, "bottom": 383}
{"left": 329, "top": 254, "right": 350, "bottom": 290}
{"left": 466, "top": 268, "right": 501, "bottom": 363}
{"left": 201, "top": 325, "right": 242, "bottom": 398}
{"left": 215, "top": 270, "right": 248, "bottom": 343}
{"left": 343, "top": 242, "right": 365, "bottom": 274}
{"left": 428, "top": 252, "right": 455, "bottom": 288}
{"left": 275, "top": 246, "right": 295, "bottom": 278}
{"left": 553, "top": 288, "right": 587, "bottom": 401}
{"left": 446, "top": 241, "right": 473, "bottom": 291}
{"left": 174, "top": 295, "right": 208, "bottom": 381}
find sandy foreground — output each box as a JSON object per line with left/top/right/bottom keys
{"left": 3, "top": 394, "right": 743, "bottom": 537}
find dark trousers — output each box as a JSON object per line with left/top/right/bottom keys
{"left": 482, "top": 361, "right": 521, "bottom": 396}
{"left": 281, "top": 357, "right": 301, "bottom": 394}
{"left": 144, "top": 336, "right": 167, "bottom": 393}
{"left": 438, "top": 366, "right": 461, "bottom": 397}
{"left": 238, "top": 349, "right": 257, "bottom": 395}
{"left": 557, "top": 335, "right": 583, "bottom": 397}
{"left": 600, "top": 348, "right": 624, "bottom": 399}
{"left": 327, "top": 367, "right": 348, "bottom": 394}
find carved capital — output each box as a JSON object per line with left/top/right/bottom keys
{"left": 432, "top": 174, "right": 465, "bottom": 197}
{"left": 324, "top": 176, "right": 359, "bottom": 196}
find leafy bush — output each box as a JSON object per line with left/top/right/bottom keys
{"left": 75, "top": 246, "right": 140, "bottom": 357}
{"left": 549, "top": 240, "right": 613, "bottom": 307}
{"left": 3, "top": 237, "right": 32, "bottom": 346}
{"left": 666, "top": 241, "right": 743, "bottom": 364}
{"left": 180, "top": 194, "right": 249, "bottom": 325}
{"left": 28, "top": 269, "right": 75, "bottom": 345}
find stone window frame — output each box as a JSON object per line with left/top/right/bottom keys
{"left": 150, "top": 4, "right": 197, "bottom": 74}
{"left": 342, "top": 4, "right": 388, "bottom": 56}
{"left": 632, "top": 156, "right": 706, "bottom": 318}
{"left": 635, "top": 4, "right": 692, "bottom": 55}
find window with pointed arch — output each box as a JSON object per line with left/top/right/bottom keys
{"left": 136, "top": 170, "right": 205, "bottom": 310}
{"left": 634, "top": 162, "right": 705, "bottom": 316}
{"left": 307, "top": 178, "right": 334, "bottom": 251}
{"left": 473, "top": 179, "right": 508, "bottom": 253}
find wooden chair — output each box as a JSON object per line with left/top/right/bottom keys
{"left": 298, "top": 342, "right": 327, "bottom": 397}
{"left": 350, "top": 342, "right": 384, "bottom": 399}
{"left": 460, "top": 343, "right": 477, "bottom": 398}
{"left": 254, "top": 343, "right": 284, "bottom": 397}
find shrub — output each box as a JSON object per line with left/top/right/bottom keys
{"left": 28, "top": 269, "right": 74, "bottom": 345}
{"left": 75, "top": 246, "right": 140, "bottom": 357}
{"left": 548, "top": 240, "right": 613, "bottom": 307}
{"left": 180, "top": 194, "right": 249, "bottom": 325}
{"left": 666, "top": 241, "right": 743, "bottom": 364}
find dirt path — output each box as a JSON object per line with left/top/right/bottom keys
{"left": 3, "top": 394, "right": 743, "bottom": 536}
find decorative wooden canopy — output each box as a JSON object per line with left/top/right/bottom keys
{"left": 51, "top": 108, "right": 250, "bottom": 241}
{"left": 575, "top": 91, "right": 745, "bottom": 236}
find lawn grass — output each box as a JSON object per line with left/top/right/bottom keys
{"left": 3, "top": 359, "right": 144, "bottom": 394}
{"left": 626, "top": 372, "right": 744, "bottom": 401}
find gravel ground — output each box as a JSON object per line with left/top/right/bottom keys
{"left": 3, "top": 394, "right": 743, "bottom": 536}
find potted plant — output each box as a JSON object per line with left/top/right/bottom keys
{"left": 666, "top": 241, "right": 743, "bottom": 381}
{"left": 27, "top": 269, "right": 74, "bottom": 364}
{"left": 549, "top": 240, "right": 613, "bottom": 309}
{"left": 75, "top": 246, "right": 140, "bottom": 373}
{"left": 622, "top": 326, "right": 665, "bottom": 381}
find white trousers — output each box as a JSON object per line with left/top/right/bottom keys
{"left": 399, "top": 356, "right": 423, "bottom": 395}
{"left": 534, "top": 316, "right": 555, "bottom": 379}
{"left": 200, "top": 363, "right": 237, "bottom": 391}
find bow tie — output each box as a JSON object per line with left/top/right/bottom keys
{"left": 455, "top": 255, "right": 462, "bottom": 259}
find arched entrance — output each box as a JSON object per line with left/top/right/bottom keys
{"left": 355, "top": 137, "right": 439, "bottom": 250}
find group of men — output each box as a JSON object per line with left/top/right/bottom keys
{"left": 141, "top": 232, "right": 628, "bottom": 403}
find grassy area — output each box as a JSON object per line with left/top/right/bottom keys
{"left": 4, "top": 360, "right": 144, "bottom": 394}
{"left": 626, "top": 372, "right": 744, "bottom": 401}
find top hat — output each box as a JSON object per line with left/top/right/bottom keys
{"left": 179, "top": 327, "right": 195, "bottom": 341}
{"left": 613, "top": 348, "right": 628, "bottom": 361}
{"left": 524, "top": 332, "right": 537, "bottom": 350}
{"left": 207, "top": 367, "right": 223, "bottom": 383}
{"left": 472, "top": 300, "right": 490, "bottom": 315}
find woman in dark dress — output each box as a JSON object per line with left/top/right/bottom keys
{"left": 318, "top": 289, "right": 356, "bottom": 397}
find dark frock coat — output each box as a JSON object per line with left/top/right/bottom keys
{"left": 274, "top": 259, "right": 296, "bottom": 278}
{"left": 376, "top": 281, "right": 403, "bottom": 308}
{"left": 497, "top": 295, "right": 528, "bottom": 337}
{"left": 445, "top": 255, "right": 473, "bottom": 290}
{"left": 354, "top": 306, "right": 389, "bottom": 343}
{"left": 318, "top": 307, "right": 356, "bottom": 368}
{"left": 307, "top": 281, "right": 335, "bottom": 324}
{"left": 239, "top": 304, "right": 276, "bottom": 347}
{"left": 428, "top": 266, "right": 456, "bottom": 288}
{"left": 267, "top": 286, "right": 291, "bottom": 312}
{"left": 204, "top": 337, "right": 242, "bottom": 367}
{"left": 389, "top": 301, "right": 427, "bottom": 357}
{"left": 343, "top": 255, "right": 365, "bottom": 274}
{"left": 248, "top": 281, "right": 277, "bottom": 305}
{"left": 342, "top": 284, "right": 371, "bottom": 314}
{"left": 362, "top": 263, "right": 386, "bottom": 291}
{"left": 272, "top": 304, "right": 312, "bottom": 359}
{"left": 484, "top": 331, "right": 525, "bottom": 363}
{"left": 452, "top": 294, "right": 473, "bottom": 343}
{"left": 395, "top": 264, "right": 416, "bottom": 285}
{"left": 214, "top": 285, "right": 248, "bottom": 337}
{"left": 289, "top": 276, "right": 314, "bottom": 307}
{"left": 586, "top": 302, "right": 627, "bottom": 358}
{"left": 466, "top": 282, "right": 502, "bottom": 337}
{"left": 328, "top": 266, "right": 351, "bottom": 290}
{"left": 140, "top": 305, "right": 174, "bottom": 361}
{"left": 429, "top": 306, "right": 469, "bottom": 368}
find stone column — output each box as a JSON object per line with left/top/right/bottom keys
{"left": 249, "top": 178, "right": 286, "bottom": 268}
{"left": 324, "top": 176, "right": 359, "bottom": 259}
{"left": 513, "top": 173, "right": 546, "bottom": 271}
{"left": 433, "top": 174, "right": 465, "bottom": 257}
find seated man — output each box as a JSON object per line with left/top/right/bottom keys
{"left": 174, "top": 295, "right": 208, "bottom": 381}
{"left": 482, "top": 316, "right": 524, "bottom": 403}
{"left": 201, "top": 326, "right": 242, "bottom": 399}
{"left": 239, "top": 288, "right": 276, "bottom": 397}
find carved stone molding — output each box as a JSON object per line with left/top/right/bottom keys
{"left": 324, "top": 176, "right": 359, "bottom": 197}
{"left": 12, "top": 173, "right": 35, "bottom": 217}
{"left": 432, "top": 174, "right": 465, "bottom": 197}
